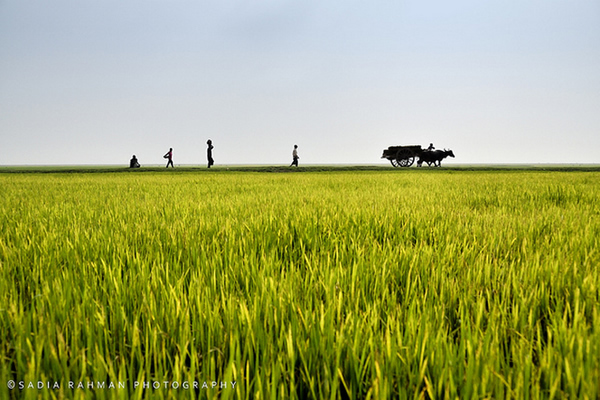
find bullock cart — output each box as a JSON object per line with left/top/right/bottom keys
{"left": 381, "top": 145, "right": 423, "bottom": 167}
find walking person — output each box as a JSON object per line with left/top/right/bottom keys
{"left": 207, "top": 140, "right": 214, "bottom": 168}
{"left": 290, "top": 145, "right": 299, "bottom": 167}
{"left": 164, "top": 148, "right": 174, "bottom": 168}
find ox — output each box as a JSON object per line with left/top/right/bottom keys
{"left": 417, "top": 149, "right": 455, "bottom": 167}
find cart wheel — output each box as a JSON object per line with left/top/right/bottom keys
{"left": 395, "top": 149, "right": 415, "bottom": 167}
{"left": 399, "top": 156, "right": 415, "bottom": 167}
{"left": 390, "top": 158, "right": 400, "bottom": 167}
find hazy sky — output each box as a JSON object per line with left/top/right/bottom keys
{"left": 1, "top": 1, "right": 599, "bottom": 165}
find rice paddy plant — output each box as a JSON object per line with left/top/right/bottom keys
{"left": 0, "top": 170, "right": 599, "bottom": 399}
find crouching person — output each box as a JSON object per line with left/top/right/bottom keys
{"left": 130, "top": 155, "right": 140, "bottom": 168}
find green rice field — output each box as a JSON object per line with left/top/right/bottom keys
{"left": 1, "top": 167, "right": 599, "bottom": 399}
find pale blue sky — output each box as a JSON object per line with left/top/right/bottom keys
{"left": 1, "top": 1, "right": 599, "bottom": 165}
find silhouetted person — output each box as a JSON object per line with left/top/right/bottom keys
{"left": 164, "top": 148, "right": 174, "bottom": 168}
{"left": 427, "top": 143, "right": 435, "bottom": 151}
{"left": 129, "top": 155, "right": 140, "bottom": 168}
{"left": 207, "top": 140, "right": 214, "bottom": 168}
{"left": 290, "top": 145, "right": 299, "bottom": 167}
